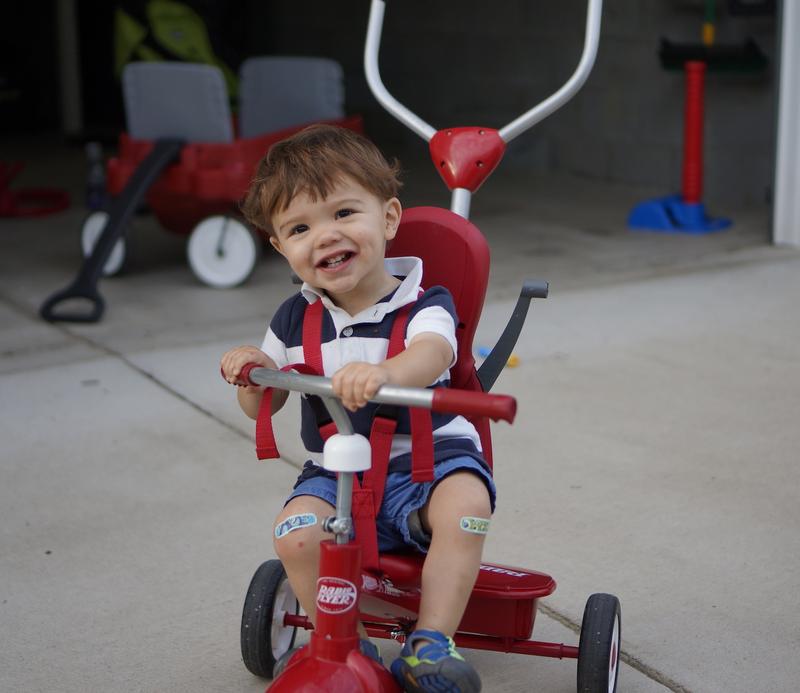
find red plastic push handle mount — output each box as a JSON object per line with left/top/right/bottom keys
{"left": 429, "top": 127, "right": 506, "bottom": 193}
{"left": 431, "top": 388, "right": 516, "bottom": 423}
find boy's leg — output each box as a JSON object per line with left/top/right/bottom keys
{"left": 273, "top": 495, "right": 370, "bottom": 639}
{"left": 272, "top": 495, "right": 334, "bottom": 626}
{"left": 391, "top": 470, "right": 490, "bottom": 692}
{"left": 416, "top": 470, "right": 491, "bottom": 637}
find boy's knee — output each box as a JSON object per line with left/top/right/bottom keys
{"left": 426, "top": 471, "right": 492, "bottom": 535}
{"left": 272, "top": 509, "right": 323, "bottom": 564}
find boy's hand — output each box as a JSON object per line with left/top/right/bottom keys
{"left": 332, "top": 362, "right": 391, "bottom": 412}
{"left": 220, "top": 346, "right": 275, "bottom": 388}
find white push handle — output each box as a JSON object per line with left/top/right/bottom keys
{"left": 499, "top": 0, "right": 604, "bottom": 142}
{"left": 364, "top": 0, "right": 437, "bottom": 141}
{"left": 364, "top": 0, "right": 604, "bottom": 144}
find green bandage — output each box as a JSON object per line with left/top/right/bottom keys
{"left": 459, "top": 516, "right": 490, "bottom": 535}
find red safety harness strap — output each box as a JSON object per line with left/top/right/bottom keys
{"left": 354, "top": 300, "right": 435, "bottom": 570}
{"left": 255, "top": 362, "right": 321, "bottom": 460}
{"left": 255, "top": 299, "right": 326, "bottom": 459}
{"left": 302, "top": 299, "right": 325, "bottom": 373}
{"left": 409, "top": 407, "right": 435, "bottom": 483}
{"left": 352, "top": 415, "right": 396, "bottom": 571}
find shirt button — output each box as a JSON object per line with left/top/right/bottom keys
{"left": 342, "top": 326, "right": 354, "bottom": 337}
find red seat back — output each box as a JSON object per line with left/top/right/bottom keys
{"left": 388, "top": 206, "right": 495, "bottom": 465}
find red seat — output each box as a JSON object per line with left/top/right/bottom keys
{"left": 360, "top": 207, "right": 550, "bottom": 642}
{"left": 387, "top": 206, "right": 495, "bottom": 466}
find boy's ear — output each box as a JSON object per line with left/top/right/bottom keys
{"left": 384, "top": 197, "right": 402, "bottom": 241}
{"left": 269, "top": 236, "right": 285, "bottom": 256}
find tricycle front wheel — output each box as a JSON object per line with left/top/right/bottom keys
{"left": 577, "top": 593, "right": 621, "bottom": 693}
{"left": 241, "top": 559, "right": 299, "bottom": 678}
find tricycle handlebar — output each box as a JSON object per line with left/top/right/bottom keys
{"left": 237, "top": 364, "right": 516, "bottom": 424}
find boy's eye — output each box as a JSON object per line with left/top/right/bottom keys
{"left": 335, "top": 208, "right": 355, "bottom": 219}
{"left": 290, "top": 224, "right": 309, "bottom": 235}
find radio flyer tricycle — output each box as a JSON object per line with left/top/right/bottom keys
{"left": 231, "top": 0, "right": 620, "bottom": 691}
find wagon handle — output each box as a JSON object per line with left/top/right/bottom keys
{"left": 235, "top": 363, "right": 516, "bottom": 424}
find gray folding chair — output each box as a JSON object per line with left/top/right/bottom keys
{"left": 238, "top": 56, "right": 345, "bottom": 139}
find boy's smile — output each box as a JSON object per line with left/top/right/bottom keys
{"left": 270, "top": 177, "right": 402, "bottom": 315}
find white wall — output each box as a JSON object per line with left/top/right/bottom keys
{"left": 774, "top": 0, "right": 800, "bottom": 246}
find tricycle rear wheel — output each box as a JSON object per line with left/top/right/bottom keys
{"left": 241, "top": 559, "right": 299, "bottom": 678}
{"left": 577, "top": 593, "right": 621, "bottom": 693}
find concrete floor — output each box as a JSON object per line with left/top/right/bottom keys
{"left": 1, "top": 136, "right": 799, "bottom": 692}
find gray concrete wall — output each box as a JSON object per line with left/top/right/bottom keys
{"left": 252, "top": 0, "right": 778, "bottom": 207}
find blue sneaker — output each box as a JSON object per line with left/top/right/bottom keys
{"left": 391, "top": 629, "right": 481, "bottom": 692}
{"left": 272, "top": 638, "right": 382, "bottom": 679}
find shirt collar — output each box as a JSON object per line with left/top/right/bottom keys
{"left": 300, "top": 256, "right": 423, "bottom": 324}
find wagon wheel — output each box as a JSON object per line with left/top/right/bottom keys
{"left": 187, "top": 215, "right": 260, "bottom": 288}
{"left": 241, "top": 560, "right": 300, "bottom": 678}
{"left": 577, "top": 593, "right": 621, "bottom": 693}
{"left": 81, "top": 211, "right": 126, "bottom": 276}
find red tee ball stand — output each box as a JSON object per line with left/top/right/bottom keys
{"left": 267, "top": 542, "right": 400, "bottom": 692}
{"left": 628, "top": 60, "right": 731, "bottom": 233}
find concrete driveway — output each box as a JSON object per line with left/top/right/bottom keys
{"left": 1, "top": 142, "right": 798, "bottom": 692}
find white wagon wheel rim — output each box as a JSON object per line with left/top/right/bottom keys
{"left": 81, "top": 211, "right": 125, "bottom": 276}
{"left": 187, "top": 216, "right": 258, "bottom": 288}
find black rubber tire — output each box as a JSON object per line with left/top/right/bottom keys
{"left": 240, "top": 560, "right": 299, "bottom": 678}
{"left": 577, "top": 593, "right": 621, "bottom": 693}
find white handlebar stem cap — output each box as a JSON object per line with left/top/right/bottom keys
{"left": 322, "top": 433, "right": 373, "bottom": 473}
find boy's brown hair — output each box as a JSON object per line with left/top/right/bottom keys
{"left": 241, "top": 124, "right": 402, "bottom": 236}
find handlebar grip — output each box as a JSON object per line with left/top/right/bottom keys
{"left": 431, "top": 388, "right": 516, "bottom": 423}
{"left": 220, "top": 362, "right": 261, "bottom": 387}
{"left": 238, "top": 362, "right": 261, "bottom": 386}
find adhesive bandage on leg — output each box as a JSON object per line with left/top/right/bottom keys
{"left": 459, "top": 517, "right": 490, "bottom": 535}
{"left": 274, "top": 513, "right": 318, "bottom": 539}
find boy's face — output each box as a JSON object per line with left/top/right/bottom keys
{"left": 269, "top": 176, "right": 402, "bottom": 314}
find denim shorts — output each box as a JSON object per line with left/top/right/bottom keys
{"left": 286, "top": 455, "right": 496, "bottom": 553}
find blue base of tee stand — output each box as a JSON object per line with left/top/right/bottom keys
{"left": 628, "top": 195, "right": 731, "bottom": 234}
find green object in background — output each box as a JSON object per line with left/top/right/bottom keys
{"left": 146, "top": 0, "right": 238, "bottom": 100}
{"left": 114, "top": 0, "right": 238, "bottom": 101}
{"left": 115, "top": 8, "right": 158, "bottom": 75}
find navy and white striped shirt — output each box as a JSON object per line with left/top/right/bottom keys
{"left": 261, "top": 257, "right": 483, "bottom": 470}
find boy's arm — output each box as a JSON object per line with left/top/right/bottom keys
{"left": 383, "top": 332, "right": 453, "bottom": 388}
{"left": 331, "top": 333, "right": 452, "bottom": 412}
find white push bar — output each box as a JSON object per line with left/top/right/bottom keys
{"left": 364, "top": 0, "right": 437, "bottom": 142}
{"left": 499, "top": 0, "right": 603, "bottom": 142}
{"left": 364, "top": 0, "right": 604, "bottom": 145}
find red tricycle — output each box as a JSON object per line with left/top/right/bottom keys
{"left": 233, "top": 0, "right": 619, "bottom": 691}
{"left": 235, "top": 354, "right": 620, "bottom": 693}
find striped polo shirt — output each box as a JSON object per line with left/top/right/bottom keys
{"left": 260, "top": 256, "right": 483, "bottom": 470}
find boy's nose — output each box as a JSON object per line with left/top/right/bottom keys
{"left": 315, "top": 223, "right": 343, "bottom": 247}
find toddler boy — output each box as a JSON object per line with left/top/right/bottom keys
{"left": 221, "top": 124, "right": 494, "bottom": 693}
